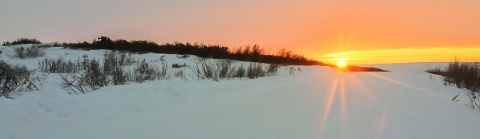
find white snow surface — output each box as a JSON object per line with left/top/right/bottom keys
{"left": 1, "top": 45, "right": 480, "bottom": 139}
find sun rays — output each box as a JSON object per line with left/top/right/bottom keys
{"left": 367, "top": 73, "right": 451, "bottom": 100}
{"left": 306, "top": 68, "right": 451, "bottom": 138}
{"left": 319, "top": 73, "right": 340, "bottom": 135}
{"left": 375, "top": 108, "right": 388, "bottom": 139}
{"left": 339, "top": 75, "right": 347, "bottom": 124}
{"left": 319, "top": 72, "right": 388, "bottom": 138}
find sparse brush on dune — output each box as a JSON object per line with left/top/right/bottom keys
{"left": 428, "top": 61, "right": 480, "bottom": 110}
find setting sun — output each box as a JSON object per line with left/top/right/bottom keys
{"left": 337, "top": 60, "right": 346, "bottom": 67}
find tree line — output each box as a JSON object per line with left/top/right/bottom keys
{"left": 4, "top": 37, "right": 325, "bottom": 65}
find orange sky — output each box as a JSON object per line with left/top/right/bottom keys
{"left": 298, "top": 0, "right": 480, "bottom": 64}
{"left": 1, "top": 0, "right": 479, "bottom": 64}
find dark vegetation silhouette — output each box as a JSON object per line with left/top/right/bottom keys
{"left": 56, "top": 36, "right": 323, "bottom": 65}
{"left": 2, "top": 38, "right": 42, "bottom": 46}
{"left": 427, "top": 61, "right": 480, "bottom": 110}
{"left": 427, "top": 61, "right": 480, "bottom": 93}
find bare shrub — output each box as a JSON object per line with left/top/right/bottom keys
{"left": 112, "top": 67, "right": 127, "bottom": 85}
{"left": 195, "top": 58, "right": 218, "bottom": 81}
{"left": 433, "top": 61, "right": 480, "bottom": 110}
{"left": 232, "top": 64, "right": 246, "bottom": 78}
{"left": 26, "top": 46, "right": 46, "bottom": 58}
{"left": 266, "top": 64, "right": 280, "bottom": 76}
{"left": 158, "top": 61, "right": 168, "bottom": 79}
{"left": 120, "top": 53, "right": 136, "bottom": 66}
{"left": 13, "top": 47, "right": 26, "bottom": 59}
{"left": 201, "top": 60, "right": 215, "bottom": 80}
{"left": 38, "top": 58, "right": 82, "bottom": 73}
{"left": 192, "top": 62, "right": 202, "bottom": 80}
{"left": 103, "top": 51, "right": 136, "bottom": 76}
{"left": 17, "top": 74, "right": 40, "bottom": 93}
{"left": 0, "top": 61, "right": 34, "bottom": 98}
{"left": 102, "top": 51, "right": 135, "bottom": 85}
{"left": 84, "top": 59, "right": 108, "bottom": 90}
{"left": 442, "top": 62, "right": 480, "bottom": 92}
{"left": 103, "top": 52, "right": 118, "bottom": 75}
{"left": 217, "top": 60, "right": 232, "bottom": 79}
{"left": 57, "top": 55, "right": 162, "bottom": 94}
{"left": 247, "top": 63, "right": 265, "bottom": 79}
{"left": 59, "top": 59, "right": 108, "bottom": 94}
{"left": 13, "top": 46, "right": 46, "bottom": 59}
{"left": 60, "top": 74, "right": 89, "bottom": 95}
{"left": 134, "top": 60, "right": 167, "bottom": 83}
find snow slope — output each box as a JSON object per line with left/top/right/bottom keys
{"left": 1, "top": 45, "right": 480, "bottom": 139}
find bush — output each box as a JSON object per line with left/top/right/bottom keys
{"left": 216, "top": 60, "right": 232, "bottom": 79}
{"left": 247, "top": 63, "right": 265, "bottom": 79}
{"left": 194, "top": 58, "right": 218, "bottom": 81}
{"left": 60, "top": 74, "right": 88, "bottom": 95}
{"left": 84, "top": 59, "right": 108, "bottom": 90}
{"left": 13, "top": 47, "right": 25, "bottom": 59}
{"left": 13, "top": 46, "right": 46, "bottom": 59}
{"left": 58, "top": 55, "right": 168, "bottom": 94}
{"left": 232, "top": 64, "right": 246, "bottom": 78}
{"left": 59, "top": 59, "right": 108, "bottom": 94}
{"left": 134, "top": 59, "right": 167, "bottom": 83}
{"left": 113, "top": 67, "right": 127, "bottom": 85}
{"left": 266, "top": 64, "right": 281, "bottom": 76}
{"left": 430, "top": 61, "right": 480, "bottom": 110}
{"left": 103, "top": 52, "right": 119, "bottom": 75}
{"left": 442, "top": 62, "right": 480, "bottom": 92}
{"left": 190, "top": 58, "right": 291, "bottom": 80}
{"left": 38, "top": 58, "right": 82, "bottom": 73}
{"left": 0, "top": 60, "right": 36, "bottom": 98}
{"left": 118, "top": 52, "right": 136, "bottom": 66}
{"left": 103, "top": 51, "right": 135, "bottom": 75}
{"left": 102, "top": 52, "right": 135, "bottom": 85}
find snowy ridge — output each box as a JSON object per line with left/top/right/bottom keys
{"left": 1, "top": 45, "right": 480, "bottom": 139}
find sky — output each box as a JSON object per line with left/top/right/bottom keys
{"left": 1, "top": 0, "right": 480, "bottom": 64}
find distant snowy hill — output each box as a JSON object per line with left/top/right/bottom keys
{"left": 1, "top": 45, "right": 479, "bottom": 139}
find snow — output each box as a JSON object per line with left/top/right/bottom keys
{"left": 1, "top": 45, "right": 480, "bottom": 139}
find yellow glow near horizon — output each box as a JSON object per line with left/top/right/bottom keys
{"left": 316, "top": 47, "right": 480, "bottom": 65}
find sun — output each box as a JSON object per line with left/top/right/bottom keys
{"left": 337, "top": 60, "right": 347, "bottom": 67}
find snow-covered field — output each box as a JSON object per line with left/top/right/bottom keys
{"left": 1, "top": 45, "right": 480, "bottom": 139}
